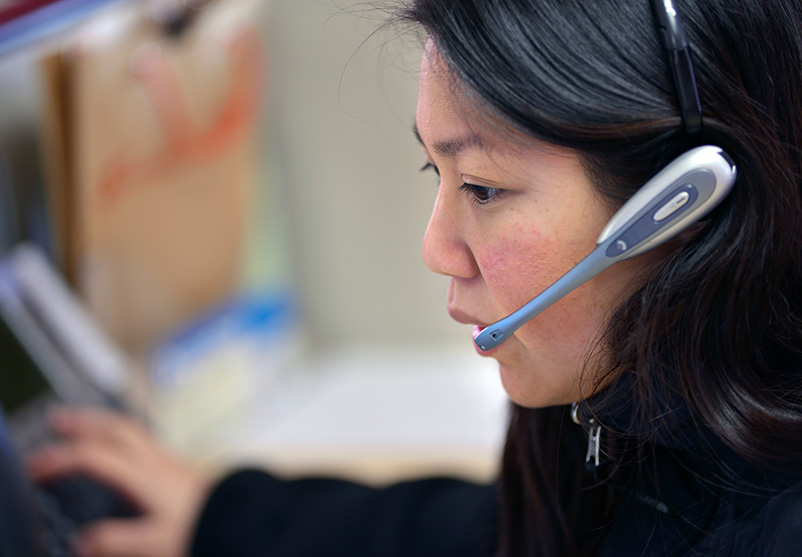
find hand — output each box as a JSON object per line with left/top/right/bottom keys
{"left": 28, "top": 408, "right": 211, "bottom": 557}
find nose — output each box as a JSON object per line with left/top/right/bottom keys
{"left": 422, "top": 190, "right": 480, "bottom": 279}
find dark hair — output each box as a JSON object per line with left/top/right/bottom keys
{"left": 397, "top": 0, "right": 802, "bottom": 554}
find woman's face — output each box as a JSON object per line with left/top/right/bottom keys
{"left": 417, "top": 46, "right": 642, "bottom": 407}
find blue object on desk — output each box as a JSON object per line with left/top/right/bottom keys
{"left": 151, "top": 293, "right": 299, "bottom": 390}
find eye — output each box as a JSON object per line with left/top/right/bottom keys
{"left": 459, "top": 182, "right": 501, "bottom": 205}
{"left": 420, "top": 162, "right": 440, "bottom": 176}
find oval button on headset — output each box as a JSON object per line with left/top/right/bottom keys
{"left": 654, "top": 190, "right": 691, "bottom": 222}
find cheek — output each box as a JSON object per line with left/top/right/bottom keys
{"left": 478, "top": 223, "right": 593, "bottom": 314}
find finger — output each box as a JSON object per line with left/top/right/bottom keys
{"left": 72, "top": 518, "right": 160, "bottom": 557}
{"left": 28, "top": 443, "right": 150, "bottom": 510}
{"left": 49, "top": 407, "right": 151, "bottom": 453}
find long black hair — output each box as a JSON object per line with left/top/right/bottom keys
{"left": 397, "top": 0, "right": 802, "bottom": 554}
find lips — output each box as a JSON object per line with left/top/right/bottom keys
{"left": 472, "top": 324, "right": 485, "bottom": 340}
{"left": 447, "top": 307, "right": 487, "bottom": 327}
{"left": 448, "top": 308, "right": 502, "bottom": 356}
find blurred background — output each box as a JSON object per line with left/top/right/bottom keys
{"left": 0, "top": 0, "right": 507, "bottom": 484}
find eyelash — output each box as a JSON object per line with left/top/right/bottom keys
{"left": 459, "top": 183, "right": 501, "bottom": 205}
{"left": 420, "top": 162, "right": 439, "bottom": 176}
{"left": 420, "top": 162, "right": 501, "bottom": 205}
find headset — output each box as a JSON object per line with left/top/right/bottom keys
{"left": 474, "top": 0, "right": 737, "bottom": 352}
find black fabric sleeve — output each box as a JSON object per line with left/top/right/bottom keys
{"left": 189, "top": 469, "right": 497, "bottom": 557}
{"left": 756, "top": 480, "right": 802, "bottom": 557}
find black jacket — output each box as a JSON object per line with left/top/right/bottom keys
{"left": 189, "top": 409, "right": 802, "bottom": 556}
{"left": 594, "top": 440, "right": 802, "bottom": 556}
{"left": 190, "top": 473, "right": 497, "bottom": 556}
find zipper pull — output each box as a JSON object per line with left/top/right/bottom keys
{"left": 571, "top": 402, "right": 603, "bottom": 472}
{"left": 586, "top": 421, "right": 602, "bottom": 470}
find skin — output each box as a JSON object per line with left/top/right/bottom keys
{"left": 417, "top": 43, "right": 643, "bottom": 407}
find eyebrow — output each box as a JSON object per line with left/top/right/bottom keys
{"left": 413, "top": 123, "right": 492, "bottom": 158}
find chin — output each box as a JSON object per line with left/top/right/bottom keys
{"left": 497, "top": 360, "right": 577, "bottom": 409}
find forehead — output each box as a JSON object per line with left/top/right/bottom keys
{"left": 415, "top": 46, "right": 502, "bottom": 153}
{"left": 416, "top": 47, "right": 459, "bottom": 130}
{"left": 415, "top": 45, "right": 573, "bottom": 166}
{"left": 414, "top": 45, "right": 596, "bottom": 191}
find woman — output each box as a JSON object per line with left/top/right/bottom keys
{"left": 30, "top": 0, "right": 802, "bottom": 555}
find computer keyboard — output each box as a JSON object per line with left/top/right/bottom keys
{"left": 35, "top": 484, "right": 77, "bottom": 557}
